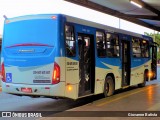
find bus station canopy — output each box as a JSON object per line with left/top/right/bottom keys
{"left": 64, "top": 0, "right": 160, "bottom": 32}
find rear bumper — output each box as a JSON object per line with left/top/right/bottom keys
{"left": 2, "top": 82, "right": 65, "bottom": 97}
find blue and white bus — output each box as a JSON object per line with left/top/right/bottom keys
{"left": 1, "top": 14, "right": 157, "bottom": 99}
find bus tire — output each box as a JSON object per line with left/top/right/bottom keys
{"left": 138, "top": 72, "right": 147, "bottom": 87}
{"left": 104, "top": 76, "right": 115, "bottom": 97}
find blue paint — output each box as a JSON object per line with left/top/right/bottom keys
{"left": 2, "top": 14, "right": 153, "bottom": 69}
{"left": 3, "top": 14, "right": 61, "bottom": 67}
{"left": 96, "top": 58, "right": 121, "bottom": 69}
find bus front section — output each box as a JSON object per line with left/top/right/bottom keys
{"left": 1, "top": 15, "right": 65, "bottom": 98}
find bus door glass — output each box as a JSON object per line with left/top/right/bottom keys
{"left": 78, "top": 33, "right": 95, "bottom": 97}
{"left": 151, "top": 45, "right": 157, "bottom": 79}
{"left": 121, "top": 40, "right": 131, "bottom": 86}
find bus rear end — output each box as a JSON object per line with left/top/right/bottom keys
{"left": 1, "top": 14, "right": 65, "bottom": 98}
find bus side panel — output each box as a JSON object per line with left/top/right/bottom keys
{"left": 65, "top": 57, "right": 79, "bottom": 99}
{"left": 95, "top": 67, "right": 105, "bottom": 94}
{"left": 95, "top": 58, "right": 122, "bottom": 94}
{"left": 59, "top": 17, "right": 79, "bottom": 99}
{"left": 130, "top": 59, "right": 151, "bottom": 86}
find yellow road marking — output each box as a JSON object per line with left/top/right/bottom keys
{"left": 0, "top": 87, "right": 2, "bottom": 92}
{"left": 97, "top": 84, "right": 160, "bottom": 107}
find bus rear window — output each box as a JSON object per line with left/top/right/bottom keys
{"left": 3, "top": 19, "right": 56, "bottom": 47}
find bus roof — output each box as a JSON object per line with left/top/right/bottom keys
{"left": 64, "top": 14, "right": 153, "bottom": 41}
{"left": 4, "top": 14, "right": 153, "bottom": 41}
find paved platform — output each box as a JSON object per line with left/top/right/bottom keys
{"left": 40, "top": 79, "right": 160, "bottom": 120}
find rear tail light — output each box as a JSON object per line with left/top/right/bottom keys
{"left": 1, "top": 62, "right": 6, "bottom": 82}
{"left": 52, "top": 62, "right": 60, "bottom": 84}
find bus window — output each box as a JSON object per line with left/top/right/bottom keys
{"left": 132, "top": 38, "right": 141, "bottom": 57}
{"left": 65, "top": 24, "right": 76, "bottom": 57}
{"left": 106, "top": 33, "right": 119, "bottom": 57}
{"left": 141, "top": 40, "right": 149, "bottom": 58}
{"left": 96, "top": 31, "right": 106, "bottom": 57}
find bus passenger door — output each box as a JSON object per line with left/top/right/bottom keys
{"left": 78, "top": 33, "right": 95, "bottom": 97}
{"left": 121, "top": 40, "right": 131, "bottom": 87}
{"left": 151, "top": 45, "right": 157, "bottom": 79}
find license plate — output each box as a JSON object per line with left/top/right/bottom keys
{"left": 21, "top": 88, "right": 32, "bottom": 93}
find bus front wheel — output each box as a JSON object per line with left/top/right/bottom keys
{"left": 104, "top": 76, "right": 115, "bottom": 97}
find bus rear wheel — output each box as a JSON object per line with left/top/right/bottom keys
{"left": 104, "top": 76, "right": 115, "bottom": 97}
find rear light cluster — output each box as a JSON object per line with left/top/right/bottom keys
{"left": 52, "top": 62, "right": 60, "bottom": 84}
{"left": 1, "top": 62, "right": 6, "bottom": 82}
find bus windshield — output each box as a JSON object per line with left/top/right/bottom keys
{"left": 3, "top": 18, "right": 57, "bottom": 48}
